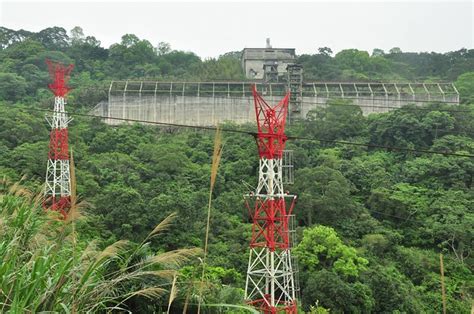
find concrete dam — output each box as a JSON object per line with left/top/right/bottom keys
{"left": 92, "top": 81, "right": 460, "bottom": 126}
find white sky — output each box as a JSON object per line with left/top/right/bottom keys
{"left": 1, "top": 0, "right": 473, "bottom": 58}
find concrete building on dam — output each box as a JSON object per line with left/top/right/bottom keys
{"left": 242, "top": 38, "right": 296, "bottom": 81}
{"left": 92, "top": 41, "right": 460, "bottom": 127}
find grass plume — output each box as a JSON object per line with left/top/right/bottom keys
{"left": 197, "top": 126, "right": 223, "bottom": 313}
{"left": 0, "top": 180, "right": 200, "bottom": 312}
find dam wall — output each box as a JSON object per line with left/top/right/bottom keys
{"left": 92, "top": 81, "right": 459, "bottom": 126}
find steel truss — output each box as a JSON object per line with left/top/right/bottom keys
{"left": 44, "top": 60, "right": 74, "bottom": 218}
{"left": 245, "top": 85, "right": 298, "bottom": 313}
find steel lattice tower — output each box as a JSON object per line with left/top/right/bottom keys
{"left": 245, "top": 85, "right": 298, "bottom": 313}
{"left": 44, "top": 60, "right": 74, "bottom": 218}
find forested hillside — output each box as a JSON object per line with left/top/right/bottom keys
{"left": 1, "top": 26, "right": 473, "bottom": 313}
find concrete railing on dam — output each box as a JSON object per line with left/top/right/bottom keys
{"left": 91, "top": 81, "right": 459, "bottom": 126}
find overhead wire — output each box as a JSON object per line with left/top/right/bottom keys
{"left": 8, "top": 106, "right": 472, "bottom": 223}
{"left": 12, "top": 106, "right": 474, "bottom": 158}
{"left": 286, "top": 135, "right": 474, "bottom": 157}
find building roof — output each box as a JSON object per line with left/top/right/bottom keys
{"left": 242, "top": 47, "right": 296, "bottom": 60}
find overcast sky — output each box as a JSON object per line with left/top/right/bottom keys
{"left": 1, "top": 0, "right": 472, "bottom": 58}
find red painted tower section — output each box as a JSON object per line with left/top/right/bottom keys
{"left": 245, "top": 85, "right": 298, "bottom": 313}
{"left": 46, "top": 59, "right": 73, "bottom": 97}
{"left": 44, "top": 60, "right": 74, "bottom": 218}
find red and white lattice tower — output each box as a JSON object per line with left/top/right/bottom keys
{"left": 44, "top": 59, "right": 74, "bottom": 218}
{"left": 245, "top": 85, "right": 298, "bottom": 313}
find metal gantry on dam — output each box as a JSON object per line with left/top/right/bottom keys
{"left": 92, "top": 80, "right": 460, "bottom": 127}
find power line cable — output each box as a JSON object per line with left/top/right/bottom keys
{"left": 368, "top": 209, "right": 423, "bottom": 222}
{"left": 286, "top": 135, "right": 474, "bottom": 157}
{"left": 6, "top": 107, "right": 470, "bottom": 221}
{"left": 12, "top": 106, "right": 474, "bottom": 158}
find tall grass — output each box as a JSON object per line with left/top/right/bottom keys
{"left": 197, "top": 127, "right": 223, "bottom": 314}
{"left": 0, "top": 178, "right": 200, "bottom": 312}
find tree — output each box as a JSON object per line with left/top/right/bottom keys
{"left": 389, "top": 47, "right": 402, "bottom": 54}
{"left": 294, "top": 166, "right": 356, "bottom": 226}
{"left": 295, "top": 225, "right": 368, "bottom": 277}
{"left": 20, "top": 63, "right": 49, "bottom": 94}
{"left": 0, "top": 106, "right": 47, "bottom": 148}
{"left": 368, "top": 106, "right": 427, "bottom": 149}
{"left": 67, "top": 32, "right": 107, "bottom": 75}
{"left": 196, "top": 56, "right": 245, "bottom": 80}
{"left": 2, "top": 38, "right": 45, "bottom": 64}
{"left": 29, "top": 50, "right": 73, "bottom": 69}
{"left": 220, "top": 50, "right": 242, "bottom": 60}
{"left": 362, "top": 264, "right": 425, "bottom": 312}
{"left": 70, "top": 26, "right": 85, "bottom": 44}
{"left": 295, "top": 226, "right": 372, "bottom": 312}
{"left": 305, "top": 99, "right": 367, "bottom": 143}
{"left": 0, "top": 26, "right": 34, "bottom": 49}
{"left": 120, "top": 33, "right": 140, "bottom": 47}
{"left": 431, "top": 135, "right": 474, "bottom": 154}
{"left": 107, "top": 34, "right": 158, "bottom": 78}
{"left": 157, "top": 41, "right": 171, "bottom": 55}
{"left": 34, "top": 27, "right": 69, "bottom": 50}
{"left": 297, "top": 51, "right": 340, "bottom": 80}
{"left": 94, "top": 184, "right": 148, "bottom": 241}
{"left": 424, "top": 190, "right": 474, "bottom": 264}
{"left": 301, "top": 270, "right": 374, "bottom": 312}
{"left": 367, "top": 183, "right": 431, "bottom": 246}
{"left": 334, "top": 49, "right": 371, "bottom": 74}
{"left": 360, "top": 233, "right": 390, "bottom": 257}
{"left": 341, "top": 151, "right": 395, "bottom": 197}
{"left": 446, "top": 49, "right": 474, "bottom": 80}
{"left": 421, "top": 111, "right": 454, "bottom": 140}
{"left": 0, "top": 73, "right": 28, "bottom": 101}
{"left": 371, "top": 48, "right": 385, "bottom": 57}
{"left": 455, "top": 72, "right": 474, "bottom": 104}
{"left": 317, "top": 47, "right": 333, "bottom": 56}
{"left": 2, "top": 141, "right": 47, "bottom": 179}
{"left": 403, "top": 154, "right": 473, "bottom": 190}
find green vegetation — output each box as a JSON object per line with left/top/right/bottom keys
{"left": 0, "top": 26, "right": 473, "bottom": 312}
{"left": 0, "top": 178, "right": 200, "bottom": 312}
{"left": 299, "top": 46, "right": 474, "bottom": 84}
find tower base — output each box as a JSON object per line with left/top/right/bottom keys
{"left": 248, "top": 298, "right": 297, "bottom": 314}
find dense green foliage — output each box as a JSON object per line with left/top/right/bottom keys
{"left": 0, "top": 180, "right": 200, "bottom": 312}
{"left": 299, "top": 46, "right": 474, "bottom": 83}
{"left": 1, "top": 26, "right": 473, "bottom": 312}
